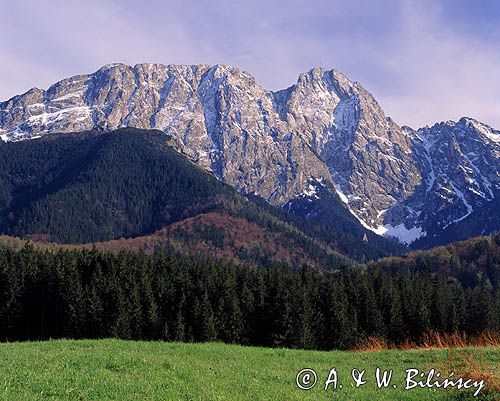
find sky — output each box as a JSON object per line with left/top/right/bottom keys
{"left": 1, "top": 0, "right": 499, "bottom": 128}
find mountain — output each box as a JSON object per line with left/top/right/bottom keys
{"left": 0, "top": 128, "right": 403, "bottom": 265}
{"left": 1, "top": 63, "right": 498, "bottom": 247}
{"left": 369, "top": 233, "right": 500, "bottom": 289}
{"left": 403, "top": 118, "right": 500, "bottom": 247}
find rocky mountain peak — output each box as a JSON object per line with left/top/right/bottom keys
{"left": 0, "top": 63, "right": 498, "bottom": 246}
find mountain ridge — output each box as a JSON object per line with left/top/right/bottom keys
{"left": 1, "top": 63, "right": 498, "bottom": 247}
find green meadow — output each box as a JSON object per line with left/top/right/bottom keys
{"left": 0, "top": 340, "right": 498, "bottom": 401}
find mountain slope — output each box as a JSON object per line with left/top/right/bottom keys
{"left": 403, "top": 118, "right": 500, "bottom": 247}
{"left": 1, "top": 63, "right": 498, "bottom": 247}
{"left": 369, "top": 233, "right": 500, "bottom": 289}
{"left": 0, "top": 128, "right": 402, "bottom": 264}
{"left": 0, "top": 64, "right": 331, "bottom": 205}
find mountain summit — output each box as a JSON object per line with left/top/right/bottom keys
{"left": 1, "top": 63, "right": 498, "bottom": 246}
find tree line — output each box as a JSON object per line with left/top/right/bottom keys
{"left": 1, "top": 244, "right": 498, "bottom": 349}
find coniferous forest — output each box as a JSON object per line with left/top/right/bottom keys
{"left": 0, "top": 129, "right": 403, "bottom": 262}
{"left": 0, "top": 130, "right": 498, "bottom": 351}
{"left": 1, "top": 239, "right": 498, "bottom": 350}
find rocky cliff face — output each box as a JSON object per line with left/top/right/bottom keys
{"left": 275, "top": 68, "right": 423, "bottom": 229}
{"left": 0, "top": 64, "right": 332, "bottom": 205}
{"left": 1, "top": 63, "right": 498, "bottom": 246}
{"left": 402, "top": 118, "right": 500, "bottom": 242}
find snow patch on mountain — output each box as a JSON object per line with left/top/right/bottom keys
{"left": 445, "top": 182, "right": 474, "bottom": 228}
{"left": 334, "top": 183, "right": 349, "bottom": 204}
{"left": 466, "top": 118, "right": 500, "bottom": 143}
{"left": 302, "top": 183, "right": 320, "bottom": 199}
{"left": 375, "top": 223, "right": 425, "bottom": 245}
{"left": 333, "top": 179, "right": 426, "bottom": 244}
{"left": 299, "top": 178, "right": 328, "bottom": 201}
{"left": 347, "top": 209, "right": 425, "bottom": 245}
{"left": 27, "top": 107, "right": 91, "bottom": 125}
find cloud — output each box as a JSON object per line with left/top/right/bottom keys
{"left": 0, "top": 0, "right": 498, "bottom": 128}
{"left": 371, "top": 1, "right": 500, "bottom": 128}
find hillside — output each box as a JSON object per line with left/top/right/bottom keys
{"left": 0, "top": 128, "right": 402, "bottom": 264}
{"left": 0, "top": 211, "right": 352, "bottom": 269}
{"left": 369, "top": 233, "right": 500, "bottom": 289}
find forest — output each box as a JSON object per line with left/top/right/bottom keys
{"left": 370, "top": 234, "right": 500, "bottom": 289}
{"left": 0, "top": 130, "right": 498, "bottom": 350}
{"left": 0, "top": 129, "right": 403, "bottom": 262}
{"left": 0, "top": 241, "right": 498, "bottom": 349}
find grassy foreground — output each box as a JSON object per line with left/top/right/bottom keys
{"left": 0, "top": 340, "right": 498, "bottom": 401}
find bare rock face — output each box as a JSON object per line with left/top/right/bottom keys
{"left": 0, "top": 64, "right": 332, "bottom": 204}
{"left": 1, "top": 63, "right": 498, "bottom": 246}
{"left": 403, "top": 118, "right": 500, "bottom": 239}
{"left": 274, "top": 68, "right": 423, "bottom": 228}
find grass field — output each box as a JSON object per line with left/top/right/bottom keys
{"left": 0, "top": 340, "right": 498, "bottom": 400}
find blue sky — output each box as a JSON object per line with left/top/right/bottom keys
{"left": 1, "top": 0, "right": 499, "bottom": 128}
